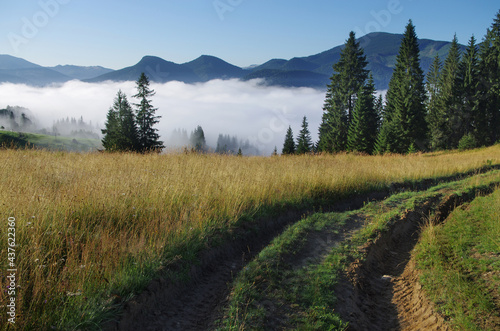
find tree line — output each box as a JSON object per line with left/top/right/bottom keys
{"left": 0, "top": 107, "right": 99, "bottom": 139}
{"left": 283, "top": 11, "right": 500, "bottom": 155}
{"left": 103, "top": 12, "right": 500, "bottom": 155}
{"left": 0, "top": 106, "right": 34, "bottom": 132}
{"left": 169, "top": 127, "right": 259, "bottom": 155}
{"left": 51, "top": 116, "right": 99, "bottom": 139}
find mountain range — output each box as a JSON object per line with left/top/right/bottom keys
{"left": 0, "top": 32, "right": 465, "bottom": 90}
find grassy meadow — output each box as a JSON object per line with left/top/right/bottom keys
{"left": 415, "top": 187, "right": 500, "bottom": 330}
{"left": 0, "top": 145, "right": 499, "bottom": 329}
{"left": 0, "top": 130, "right": 101, "bottom": 152}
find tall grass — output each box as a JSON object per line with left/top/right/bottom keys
{"left": 0, "top": 146, "right": 499, "bottom": 329}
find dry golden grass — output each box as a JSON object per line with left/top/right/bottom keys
{"left": 0, "top": 146, "right": 499, "bottom": 329}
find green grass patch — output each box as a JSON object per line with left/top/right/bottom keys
{"left": 415, "top": 188, "right": 500, "bottom": 330}
{"left": 219, "top": 170, "right": 500, "bottom": 330}
{"left": 0, "top": 130, "right": 101, "bottom": 152}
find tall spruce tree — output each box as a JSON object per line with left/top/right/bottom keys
{"left": 475, "top": 33, "right": 495, "bottom": 146}
{"left": 475, "top": 11, "right": 500, "bottom": 146}
{"left": 376, "top": 20, "right": 427, "bottom": 153}
{"left": 296, "top": 116, "right": 313, "bottom": 154}
{"left": 101, "top": 90, "right": 138, "bottom": 151}
{"left": 490, "top": 11, "right": 500, "bottom": 144}
{"left": 282, "top": 126, "right": 296, "bottom": 155}
{"left": 426, "top": 55, "right": 445, "bottom": 150}
{"left": 438, "top": 35, "right": 462, "bottom": 148}
{"left": 374, "top": 112, "right": 397, "bottom": 154}
{"left": 121, "top": 95, "right": 139, "bottom": 151}
{"left": 347, "top": 75, "right": 379, "bottom": 154}
{"left": 101, "top": 100, "right": 121, "bottom": 151}
{"left": 457, "top": 36, "right": 480, "bottom": 140}
{"left": 317, "top": 31, "right": 369, "bottom": 153}
{"left": 190, "top": 125, "right": 206, "bottom": 152}
{"left": 134, "top": 73, "right": 164, "bottom": 152}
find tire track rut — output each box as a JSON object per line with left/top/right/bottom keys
{"left": 335, "top": 184, "right": 498, "bottom": 331}
{"left": 106, "top": 168, "right": 498, "bottom": 330}
{"left": 109, "top": 192, "right": 388, "bottom": 331}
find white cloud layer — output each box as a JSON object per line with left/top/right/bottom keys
{"left": 0, "top": 79, "right": 326, "bottom": 154}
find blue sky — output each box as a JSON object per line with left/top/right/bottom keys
{"left": 1, "top": 0, "right": 499, "bottom": 69}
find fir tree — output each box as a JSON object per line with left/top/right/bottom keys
{"left": 426, "top": 55, "right": 444, "bottom": 150}
{"left": 190, "top": 126, "right": 206, "bottom": 152}
{"left": 101, "top": 90, "right": 138, "bottom": 151}
{"left": 347, "top": 75, "right": 379, "bottom": 154}
{"left": 118, "top": 91, "right": 139, "bottom": 151}
{"left": 439, "top": 35, "right": 462, "bottom": 148}
{"left": 296, "top": 116, "right": 313, "bottom": 154}
{"left": 282, "top": 126, "right": 296, "bottom": 155}
{"left": 134, "top": 73, "right": 164, "bottom": 152}
{"left": 215, "top": 134, "right": 228, "bottom": 154}
{"left": 371, "top": 94, "right": 385, "bottom": 153}
{"left": 475, "top": 11, "right": 500, "bottom": 145}
{"left": 374, "top": 114, "right": 397, "bottom": 154}
{"left": 317, "top": 96, "right": 347, "bottom": 153}
{"left": 318, "top": 31, "right": 369, "bottom": 152}
{"left": 101, "top": 104, "right": 120, "bottom": 151}
{"left": 376, "top": 20, "right": 427, "bottom": 153}
{"left": 457, "top": 35, "right": 480, "bottom": 140}
{"left": 491, "top": 11, "right": 500, "bottom": 144}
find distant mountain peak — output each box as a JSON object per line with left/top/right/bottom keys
{"left": 193, "top": 54, "right": 221, "bottom": 61}
{"left": 137, "top": 55, "right": 176, "bottom": 66}
{"left": 183, "top": 55, "right": 245, "bottom": 81}
{"left": 0, "top": 33, "right": 466, "bottom": 89}
{"left": 0, "top": 54, "right": 41, "bottom": 70}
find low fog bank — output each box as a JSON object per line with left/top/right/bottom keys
{"left": 0, "top": 79, "right": 327, "bottom": 154}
